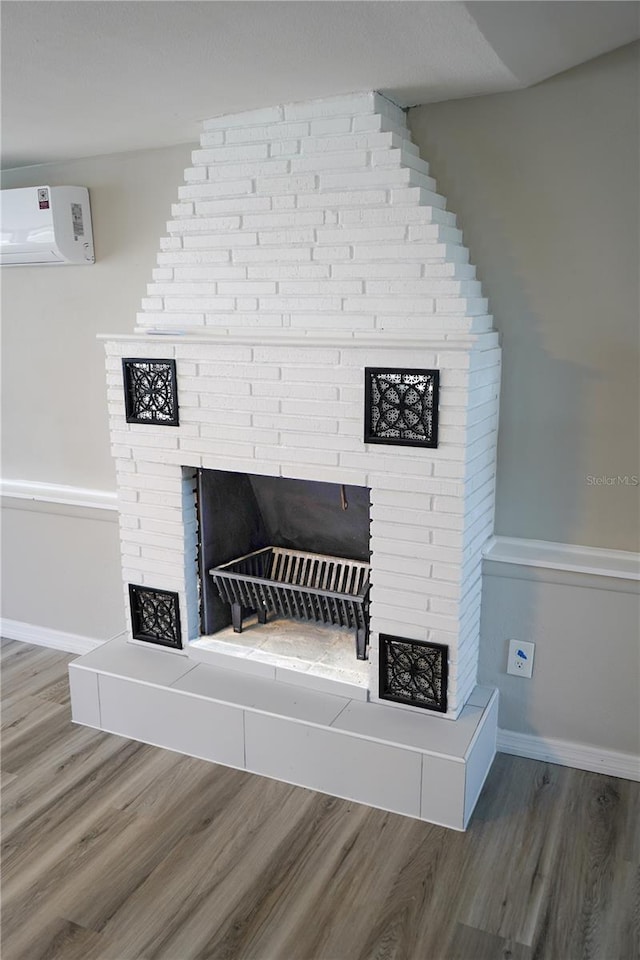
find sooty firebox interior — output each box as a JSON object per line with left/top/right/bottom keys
{"left": 196, "top": 470, "right": 371, "bottom": 651}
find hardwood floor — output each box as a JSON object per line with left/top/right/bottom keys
{"left": 1, "top": 639, "right": 638, "bottom": 960}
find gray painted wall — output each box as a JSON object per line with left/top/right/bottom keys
{"left": 480, "top": 564, "right": 639, "bottom": 755}
{"left": 1, "top": 143, "right": 192, "bottom": 639}
{"left": 1, "top": 505, "right": 123, "bottom": 641}
{"left": 1, "top": 142, "right": 193, "bottom": 489}
{"left": 409, "top": 42, "right": 640, "bottom": 552}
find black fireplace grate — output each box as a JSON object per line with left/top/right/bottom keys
{"left": 210, "top": 547, "right": 370, "bottom": 659}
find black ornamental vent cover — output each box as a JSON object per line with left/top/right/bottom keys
{"left": 379, "top": 634, "right": 448, "bottom": 713}
{"left": 364, "top": 368, "right": 439, "bottom": 447}
{"left": 123, "top": 358, "right": 179, "bottom": 426}
{"left": 128, "top": 584, "right": 182, "bottom": 649}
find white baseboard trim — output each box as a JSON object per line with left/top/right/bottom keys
{"left": 498, "top": 728, "right": 640, "bottom": 782}
{"left": 0, "top": 618, "right": 116, "bottom": 655}
{"left": 1, "top": 478, "right": 117, "bottom": 513}
{"left": 484, "top": 536, "right": 639, "bottom": 581}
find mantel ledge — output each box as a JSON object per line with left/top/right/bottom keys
{"left": 98, "top": 329, "right": 497, "bottom": 351}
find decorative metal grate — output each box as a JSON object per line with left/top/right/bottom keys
{"left": 128, "top": 584, "right": 182, "bottom": 649}
{"left": 122, "top": 358, "right": 179, "bottom": 426}
{"left": 379, "top": 634, "right": 448, "bottom": 712}
{"left": 364, "top": 368, "right": 439, "bottom": 447}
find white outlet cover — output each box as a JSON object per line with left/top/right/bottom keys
{"left": 507, "top": 639, "right": 535, "bottom": 678}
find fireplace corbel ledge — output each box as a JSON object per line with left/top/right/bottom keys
{"left": 69, "top": 92, "right": 501, "bottom": 830}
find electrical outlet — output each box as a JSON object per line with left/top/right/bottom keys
{"left": 507, "top": 639, "right": 535, "bottom": 678}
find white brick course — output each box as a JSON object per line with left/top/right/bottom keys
{"left": 182, "top": 234, "right": 256, "bottom": 249}
{"left": 338, "top": 205, "right": 446, "bottom": 226}
{"left": 167, "top": 215, "right": 240, "bottom": 235}
{"left": 258, "top": 229, "right": 316, "bottom": 246}
{"left": 302, "top": 131, "right": 398, "bottom": 154}
{"left": 283, "top": 92, "right": 377, "bottom": 121}
{"left": 291, "top": 150, "right": 368, "bottom": 172}
{"left": 244, "top": 211, "right": 324, "bottom": 229}
{"left": 269, "top": 139, "right": 301, "bottom": 158}
{"left": 297, "top": 189, "right": 387, "bottom": 208}
{"left": 206, "top": 159, "right": 291, "bottom": 181}
{"left": 255, "top": 174, "right": 317, "bottom": 195}
{"left": 317, "top": 225, "right": 407, "bottom": 244}
{"left": 309, "top": 117, "right": 352, "bottom": 136}
{"left": 371, "top": 148, "right": 430, "bottom": 176}
{"left": 203, "top": 104, "right": 284, "bottom": 130}
{"left": 351, "top": 242, "right": 467, "bottom": 262}
{"left": 332, "top": 262, "right": 421, "bottom": 279}
{"left": 192, "top": 143, "right": 269, "bottom": 164}
{"left": 234, "top": 247, "right": 312, "bottom": 263}
{"left": 311, "top": 246, "right": 351, "bottom": 262}
{"left": 254, "top": 384, "right": 339, "bottom": 405}
{"left": 163, "top": 297, "right": 235, "bottom": 313}
{"left": 184, "top": 167, "right": 207, "bottom": 183}
{"left": 247, "top": 264, "right": 329, "bottom": 279}
{"left": 193, "top": 197, "right": 271, "bottom": 216}
{"left": 177, "top": 179, "right": 254, "bottom": 200}
{"left": 225, "top": 121, "right": 310, "bottom": 144}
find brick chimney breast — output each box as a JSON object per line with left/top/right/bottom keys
{"left": 103, "top": 92, "right": 501, "bottom": 719}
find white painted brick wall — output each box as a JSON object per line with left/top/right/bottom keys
{"left": 106, "top": 331, "right": 500, "bottom": 718}
{"left": 105, "top": 92, "right": 501, "bottom": 718}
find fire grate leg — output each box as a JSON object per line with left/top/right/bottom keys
{"left": 356, "top": 626, "right": 368, "bottom": 660}
{"left": 256, "top": 605, "right": 268, "bottom": 625}
{"left": 231, "top": 602, "right": 243, "bottom": 633}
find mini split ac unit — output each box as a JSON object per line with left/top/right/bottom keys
{"left": 0, "top": 186, "right": 95, "bottom": 265}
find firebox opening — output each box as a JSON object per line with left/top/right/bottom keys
{"left": 195, "top": 469, "right": 371, "bottom": 673}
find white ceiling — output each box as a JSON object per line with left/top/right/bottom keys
{"left": 2, "top": 1, "right": 639, "bottom": 169}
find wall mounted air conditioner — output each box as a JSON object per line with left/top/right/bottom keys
{"left": 0, "top": 186, "right": 95, "bottom": 265}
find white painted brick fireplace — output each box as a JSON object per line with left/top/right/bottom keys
{"left": 70, "top": 92, "right": 501, "bottom": 829}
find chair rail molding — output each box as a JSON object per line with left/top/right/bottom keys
{"left": 483, "top": 535, "right": 640, "bottom": 581}
{"left": 1, "top": 478, "right": 118, "bottom": 515}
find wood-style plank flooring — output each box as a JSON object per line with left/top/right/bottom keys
{"left": 1, "top": 638, "right": 638, "bottom": 960}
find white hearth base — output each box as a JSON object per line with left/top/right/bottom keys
{"left": 69, "top": 636, "right": 498, "bottom": 830}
